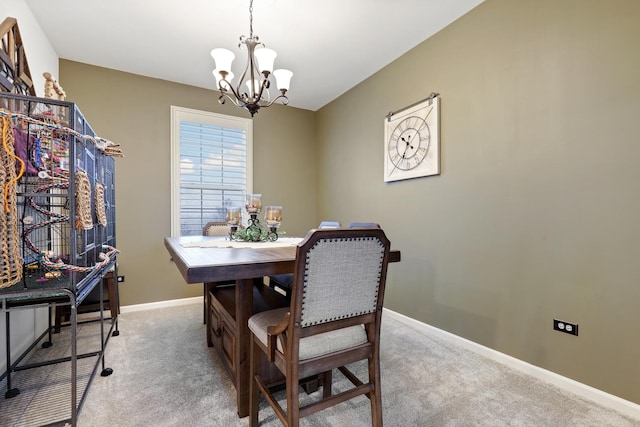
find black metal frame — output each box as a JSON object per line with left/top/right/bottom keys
{"left": 0, "top": 92, "right": 118, "bottom": 426}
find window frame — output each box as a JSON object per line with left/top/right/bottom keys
{"left": 170, "top": 106, "right": 253, "bottom": 237}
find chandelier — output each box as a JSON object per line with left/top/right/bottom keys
{"left": 210, "top": 0, "right": 293, "bottom": 117}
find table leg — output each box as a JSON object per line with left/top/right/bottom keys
{"left": 235, "top": 278, "right": 254, "bottom": 418}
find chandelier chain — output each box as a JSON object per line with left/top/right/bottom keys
{"left": 249, "top": 0, "right": 254, "bottom": 38}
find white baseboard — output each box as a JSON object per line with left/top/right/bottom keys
{"left": 120, "top": 296, "right": 202, "bottom": 313}
{"left": 383, "top": 308, "right": 640, "bottom": 421}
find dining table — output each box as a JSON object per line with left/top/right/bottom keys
{"left": 164, "top": 234, "right": 401, "bottom": 417}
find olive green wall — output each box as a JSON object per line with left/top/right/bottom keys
{"left": 59, "top": 60, "right": 317, "bottom": 305}
{"left": 59, "top": 0, "right": 640, "bottom": 406}
{"left": 316, "top": 0, "right": 640, "bottom": 404}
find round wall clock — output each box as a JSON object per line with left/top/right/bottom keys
{"left": 384, "top": 95, "right": 440, "bottom": 182}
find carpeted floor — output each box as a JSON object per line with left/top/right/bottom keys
{"left": 3, "top": 301, "right": 639, "bottom": 426}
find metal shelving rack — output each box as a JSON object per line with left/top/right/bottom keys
{"left": 0, "top": 92, "right": 118, "bottom": 426}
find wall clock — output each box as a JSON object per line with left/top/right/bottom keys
{"left": 384, "top": 94, "right": 440, "bottom": 182}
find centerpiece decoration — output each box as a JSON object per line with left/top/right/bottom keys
{"left": 228, "top": 194, "right": 281, "bottom": 242}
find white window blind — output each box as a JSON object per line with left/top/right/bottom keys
{"left": 171, "top": 107, "right": 252, "bottom": 237}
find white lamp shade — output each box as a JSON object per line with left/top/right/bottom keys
{"left": 210, "top": 48, "right": 235, "bottom": 73}
{"left": 273, "top": 69, "right": 293, "bottom": 91}
{"left": 254, "top": 48, "right": 277, "bottom": 74}
{"left": 213, "top": 70, "right": 234, "bottom": 90}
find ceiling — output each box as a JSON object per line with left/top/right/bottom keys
{"left": 24, "top": 0, "right": 484, "bottom": 112}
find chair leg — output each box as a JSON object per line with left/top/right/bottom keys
{"left": 369, "top": 354, "right": 383, "bottom": 427}
{"left": 249, "top": 338, "right": 261, "bottom": 427}
{"left": 286, "top": 371, "right": 300, "bottom": 427}
{"left": 322, "top": 369, "right": 333, "bottom": 399}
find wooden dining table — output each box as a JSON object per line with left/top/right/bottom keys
{"left": 164, "top": 235, "right": 400, "bottom": 417}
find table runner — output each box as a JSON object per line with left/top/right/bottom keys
{"left": 180, "top": 237, "right": 303, "bottom": 249}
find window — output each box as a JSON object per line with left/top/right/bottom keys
{"left": 170, "top": 106, "right": 252, "bottom": 236}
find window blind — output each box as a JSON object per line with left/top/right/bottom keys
{"left": 179, "top": 120, "right": 247, "bottom": 236}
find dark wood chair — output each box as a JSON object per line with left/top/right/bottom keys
{"left": 248, "top": 228, "right": 391, "bottom": 426}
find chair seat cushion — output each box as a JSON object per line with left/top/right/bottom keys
{"left": 249, "top": 308, "right": 367, "bottom": 361}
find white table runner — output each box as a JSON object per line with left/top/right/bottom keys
{"left": 180, "top": 237, "right": 303, "bottom": 249}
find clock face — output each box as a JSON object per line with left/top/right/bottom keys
{"left": 384, "top": 96, "right": 439, "bottom": 182}
{"left": 387, "top": 116, "right": 430, "bottom": 171}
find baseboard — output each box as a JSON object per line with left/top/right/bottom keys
{"left": 120, "top": 296, "right": 202, "bottom": 313}
{"left": 383, "top": 308, "right": 640, "bottom": 421}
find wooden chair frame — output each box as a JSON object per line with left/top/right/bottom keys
{"left": 249, "top": 228, "right": 391, "bottom": 426}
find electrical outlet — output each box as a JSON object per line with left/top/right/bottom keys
{"left": 117, "top": 275, "right": 125, "bottom": 283}
{"left": 554, "top": 319, "right": 578, "bottom": 336}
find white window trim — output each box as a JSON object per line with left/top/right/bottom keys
{"left": 170, "top": 106, "right": 253, "bottom": 237}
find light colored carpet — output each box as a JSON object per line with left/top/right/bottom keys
{"left": 3, "top": 301, "right": 639, "bottom": 426}
{"left": 77, "top": 302, "right": 639, "bottom": 427}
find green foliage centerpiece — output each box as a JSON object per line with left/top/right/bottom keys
{"left": 228, "top": 194, "right": 281, "bottom": 242}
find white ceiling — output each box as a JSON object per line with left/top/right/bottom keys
{"left": 24, "top": 0, "right": 484, "bottom": 112}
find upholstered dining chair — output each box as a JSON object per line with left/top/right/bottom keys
{"left": 202, "top": 221, "right": 233, "bottom": 323}
{"left": 317, "top": 220, "right": 340, "bottom": 229}
{"left": 203, "top": 221, "right": 230, "bottom": 237}
{"left": 348, "top": 222, "right": 381, "bottom": 228}
{"left": 248, "top": 227, "right": 391, "bottom": 427}
{"left": 267, "top": 221, "right": 341, "bottom": 297}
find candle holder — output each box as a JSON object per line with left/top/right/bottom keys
{"left": 245, "top": 194, "right": 263, "bottom": 241}
{"left": 264, "top": 206, "right": 282, "bottom": 241}
{"left": 246, "top": 193, "right": 262, "bottom": 215}
{"left": 230, "top": 194, "right": 281, "bottom": 242}
{"left": 226, "top": 207, "right": 242, "bottom": 238}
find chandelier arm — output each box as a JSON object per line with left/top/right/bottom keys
{"left": 218, "top": 92, "right": 245, "bottom": 108}
{"left": 254, "top": 75, "right": 271, "bottom": 105}
{"left": 257, "top": 93, "right": 289, "bottom": 108}
{"left": 219, "top": 78, "right": 246, "bottom": 106}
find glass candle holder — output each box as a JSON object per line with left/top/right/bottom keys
{"left": 246, "top": 194, "right": 262, "bottom": 214}
{"left": 226, "top": 207, "right": 242, "bottom": 226}
{"left": 264, "top": 206, "right": 282, "bottom": 228}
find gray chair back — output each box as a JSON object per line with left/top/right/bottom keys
{"left": 348, "top": 222, "right": 380, "bottom": 229}
{"left": 318, "top": 221, "right": 340, "bottom": 229}
{"left": 291, "top": 228, "right": 390, "bottom": 329}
